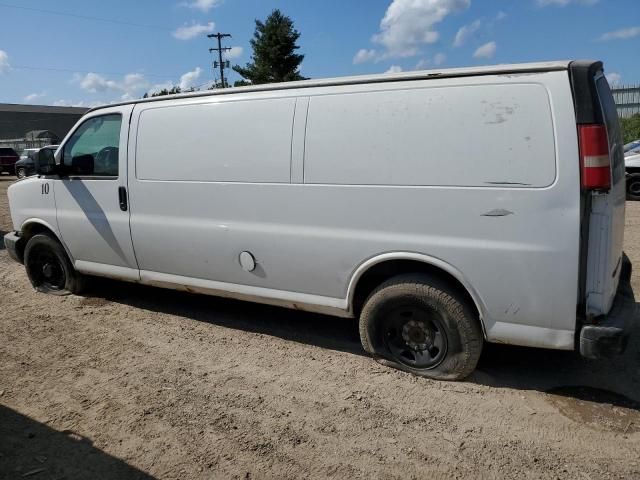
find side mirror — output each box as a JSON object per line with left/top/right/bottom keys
{"left": 35, "top": 149, "right": 56, "bottom": 176}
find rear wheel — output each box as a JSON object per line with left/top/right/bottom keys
{"left": 16, "top": 167, "right": 26, "bottom": 179}
{"left": 359, "top": 274, "right": 483, "bottom": 380}
{"left": 627, "top": 173, "right": 640, "bottom": 201}
{"left": 24, "top": 233, "right": 84, "bottom": 295}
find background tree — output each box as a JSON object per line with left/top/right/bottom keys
{"left": 621, "top": 114, "right": 640, "bottom": 144}
{"left": 233, "top": 9, "right": 306, "bottom": 84}
{"left": 142, "top": 86, "right": 201, "bottom": 98}
{"left": 142, "top": 86, "right": 182, "bottom": 98}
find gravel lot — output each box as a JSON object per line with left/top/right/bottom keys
{"left": 1, "top": 174, "right": 639, "bottom": 480}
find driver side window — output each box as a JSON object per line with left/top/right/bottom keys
{"left": 64, "top": 114, "right": 122, "bottom": 177}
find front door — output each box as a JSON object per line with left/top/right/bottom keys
{"left": 54, "top": 106, "right": 139, "bottom": 280}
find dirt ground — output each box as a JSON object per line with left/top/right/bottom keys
{"left": 0, "top": 174, "right": 639, "bottom": 480}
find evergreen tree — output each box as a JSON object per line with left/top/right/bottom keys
{"left": 233, "top": 9, "right": 306, "bottom": 84}
{"left": 142, "top": 86, "right": 183, "bottom": 98}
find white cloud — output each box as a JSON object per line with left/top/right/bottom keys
{"left": 79, "top": 72, "right": 121, "bottom": 93}
{"left": 433, "top": 52, "right": 447, "bottom": 65}
{"left": 384, "top": 65, "right": 403, "bottom": 74}
{"left": 24, "top": 92, "right": 45, "bottom": 102}
{"left": 599, "top": 26, "right": 640, "bottom": 41}
{"left": 148, "top": 81, "right": 175, "bottom": 95}
{"left": 496, "top": 11, "right": 507, "bottom": 21}
{"left": 52, "top": 99, "right": 71, "bottom": 106}
{"left": 0, "top": 49, "right": 10, "bottom": 73}
{"left": 372, "top": 0, "right": 470, "bottom": 58}
{"left": 415, "top": 53, "right": 445, "bottom": 70}
{"left": 172, "top": 21, "right": 215, "bottom": 40}
{"left": 415, "top": 59, "right": 429, "bottom": 70}
{"left": 74, "top": 67, "right": 205, "bottom": 101}
{"left": 52, "top": 99, "right": 102, "bottom": 108}
{"left": 473, "top": 41, "right": 496, "bottom": 59}
{"left": 606, "top": 72, "right": 621, "bottom": 86}
{"left": 125, "top": 73, "right": 148, "bottom": 90}
{"left": 454, "top": 19, "right": 481, "bottom": 47}
{"left": 537, "top": 0, "right": 598, "bottom": 6}
{"left": 353, "top": 48, "right": 378, "bottom": 64}
{"left": 180, "top": 0, "right": 222, "bottom": 12}
{"left": 226, "top": 46, "right": 243, "bottom": 59}
{"left": 179, "top": 67, "right": 202, "bottom": 90}
{"left": 77, "top": 71, "right": 153, "bottom": 100}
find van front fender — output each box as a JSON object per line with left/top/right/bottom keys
{"left": 19, "top": 219, "right": 75, "bottom": 264}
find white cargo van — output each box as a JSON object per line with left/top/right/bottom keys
{"left": 4, "top": 60, "right": 634, "bottom": 380}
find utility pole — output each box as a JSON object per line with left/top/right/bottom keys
{"left": 208, "top": 32, "right": 232, "bottom": 88}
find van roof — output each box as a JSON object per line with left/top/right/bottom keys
{"left": 89, "top": 60, "right": 577, "bottom": 113}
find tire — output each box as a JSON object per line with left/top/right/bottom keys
{"left": 24, "top": 233, "right": 85, "bottom": 295}
{"left": 627, "top": 173, "right": 640, "bottom": 201}
{"left": 359, "top": 274, "right": 483, "bottom": 381}
{"left": 16, "top": 167, "right": 26, "bottom": 179}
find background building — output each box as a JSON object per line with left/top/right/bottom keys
{"left": 612, "top": 84, "right": 640, "bottom": 119}
{"left": 0, "top": 103, "right": 88, "bottom": 152}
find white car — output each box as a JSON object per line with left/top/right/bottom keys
{"left": 624, "top": 140, "right": 640, "bottom": 157}
{"left": 3, "top": 60, "right": 634, "bottom": 380}
{"left": 625, "top": 152, "right": 640, "bottom": 199}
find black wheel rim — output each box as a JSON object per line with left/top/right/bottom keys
{"left": 27, "top": 248, "right": 66, "bottom": 291}
{"left": 381, "top": 304, "right": 448, "bottom": 369}
{"left": 17, "top": 168, "right": 25, "bottom": 178}
{"left": 630, "top": 181, "right": 640, "bottom": 196}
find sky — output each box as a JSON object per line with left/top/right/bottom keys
{"left": 0, "top": 0, "right": 638, "bottom": 107}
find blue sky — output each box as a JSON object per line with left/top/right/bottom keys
{"left": 0, "top": 0, "right": 638, "bottom": 106}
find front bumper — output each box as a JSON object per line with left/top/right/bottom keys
{"left": 3, "top": 231, "right": 23, "bottom": 264}
{"left": 580, "top": 254, "right": 635, "bottom": 359}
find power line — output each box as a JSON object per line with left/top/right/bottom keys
{"left": 0, "top": 2, "right": 173, "bottom": 30}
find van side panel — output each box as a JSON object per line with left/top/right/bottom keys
{"left": 136, "top": 98, "right": 296, "bottom": 183}
{"left": 128, "top": 71, "right": 581, "bottom": 350}
{"left": 304, "top": 84, "right": 556, "bottom": 187}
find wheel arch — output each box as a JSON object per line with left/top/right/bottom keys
{"left": 347, "top": 253, "right": 487, "bottom": 336}
{"left": 17, "top": 219, "right": 74, "bottom": 264}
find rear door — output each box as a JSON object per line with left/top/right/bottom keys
{"left": 579, "top": 66, "right": 626, "bottom": 317}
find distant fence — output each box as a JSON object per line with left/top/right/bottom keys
{"left": 0, "top": 137, "right": 57, "bottom": 154}
{"left": 612, "top": 84, "right": 640, "bottom": 119}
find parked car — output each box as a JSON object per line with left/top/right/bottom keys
{"left": 624, "top": 140, "right": 640, "bottom": 156}
{"left": 0, "top": 147, "right": 19, "bottom": 175}
{"left": 3, "top": 60, "right": 634, "bottom": 380}
{"left": 625, "top": 152, "right": 640, "bottom": 200}
{"left": 19, "top": 148, "right": 39, "bottom": 160}
{"left": 15, "top": 146, "right": 59, "bottom": 179}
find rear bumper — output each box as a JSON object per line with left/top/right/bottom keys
{"left": 3, "top": 231, "right": 23, "bottom": 264}
{"left": 580, "top": 254, "right": 635, "bottom": 359}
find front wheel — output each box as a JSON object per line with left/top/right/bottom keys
{"left": 359, "top": 274, "right": 483, "bottom": 381}
{"left": 24, "top": 233, "right": 85, "bottom": 295}
{"left": 16, "top": 167, "right": 27, "bottom": 179}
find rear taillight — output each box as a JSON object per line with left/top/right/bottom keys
{"left": 579, "top": 124, "right": 610, "bottom": 190}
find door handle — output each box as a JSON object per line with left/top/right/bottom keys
{"left": 118, "top": 186, "right": 128, "bottom": 211}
